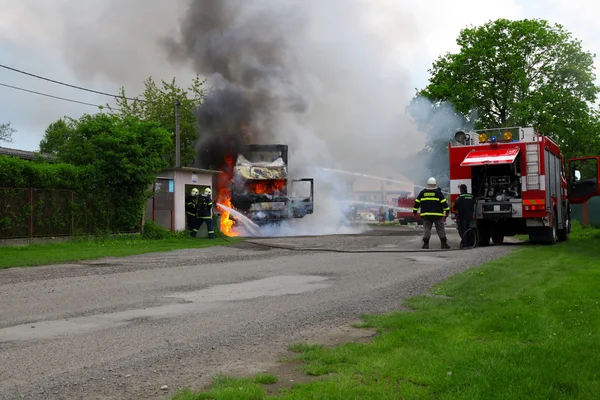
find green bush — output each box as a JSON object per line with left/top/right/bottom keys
{"left": 1, "top": 113, "right": 172, "bottom": 238}
{"left": 141, "top": 220, "right": 170, "bottom": 240}
{"left": 570, "top": 220, "right": 600, "bottom": 239}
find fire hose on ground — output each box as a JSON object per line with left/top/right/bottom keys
{"left": 212, "top": 204, "right": 477, "bottom": 252}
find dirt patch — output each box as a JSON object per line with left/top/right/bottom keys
{"left": 186, "top": 323, "right": 379, "bottom": 398}
{"left": 261, "top": 324, "right": 377, "bottom": 396}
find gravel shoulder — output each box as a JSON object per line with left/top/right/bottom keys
{"left": 0, "top": 227, "right": 517, "bottom": 399}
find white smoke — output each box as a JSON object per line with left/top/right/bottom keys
{"left": 57, "top": 0, "right": 467, "bottom": 237}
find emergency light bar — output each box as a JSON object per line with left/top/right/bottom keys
{"left": 453, "top": 126, "right": 536, "bottom": 146}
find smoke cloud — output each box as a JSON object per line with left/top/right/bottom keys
{"left": 57, "top": 0, "right": 468, "bottom": 235}
{"left": 403, "top": 96, "right": 475, "bottom": 191}
{"left": 162, "top": 0, "right": 432, "bottom": 235}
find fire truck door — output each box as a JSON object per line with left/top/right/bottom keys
{"left": 568, "top": 157, "right": 600, "bottom": 204}
{"left": 291, "top": 178, "right": 314, "bottom": 217}
{"left": 545, "top": 149, "right": 564, "bottom": 227}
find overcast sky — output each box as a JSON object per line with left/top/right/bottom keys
{"left": 1, "top": 0, "right": 598, "bottom": 151}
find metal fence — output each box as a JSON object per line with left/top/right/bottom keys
{"left": 0, "top": 188, "right": 140, "bottom": 239}
{"left": 572, "top": 197, "right": 600, "bottom": 228}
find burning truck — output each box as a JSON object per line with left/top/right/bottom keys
{"left": 216, "top": 144, "right": 314, "bottom": 236}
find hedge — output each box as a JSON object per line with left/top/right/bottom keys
{"left": 0, "top": 156, "right": 140, "bottom": 238}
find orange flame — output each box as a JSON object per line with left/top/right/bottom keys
{"left": 246, "top": 179, "right": 286, "bottom": 195}
{"left": 217, "top": 155, "right": 239, "bottom": 237}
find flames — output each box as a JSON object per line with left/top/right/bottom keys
{"left": 217, "top": 155, "right": 239, "bottom": 237}
{"left": 247, "top": 179, "right": 286, "bottom": 195}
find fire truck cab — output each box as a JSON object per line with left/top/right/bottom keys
{"left": 449, "top": 126, "right": 600, "bottom": 245}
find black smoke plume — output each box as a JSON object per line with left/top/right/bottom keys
{"left": 193, "top": 86, "right": 251, "bottom": 170}
{"left": 164, "top": 0, "right": 309, "bottom": 170}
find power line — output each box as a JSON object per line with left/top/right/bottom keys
{"left": 0, "top": 63, "right": 147, "bottom": 103}
{"left": 0, "top": 62, "right": 202, "bottom": 113}
{"left": 0, "top": 82, "right": 120, "bottom": 111}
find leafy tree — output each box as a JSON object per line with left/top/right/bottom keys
{"left": 418, "top": 18, "right": 599, "bottom": 158}
{"left": 107, "top": 76, "right": 205, "bottom": 167}
{"left": 40, "top": 113, "right": 172, "bottom": 230}
{"left": 39, "top": 118, "right": 76, "bottom": 155}
{"left": 1, "top": 122, "right": 15, "bottom": 143}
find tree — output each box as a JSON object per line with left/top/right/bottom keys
{"left": 107, "top": 76, "right": 205, "bottom": 167}
{"left": 40, "top": 113, "right": 172, "bottom": 230}
{"left": 418, "top": 18, "right": 599, "bottom": 158}
{"left": 39, "top": 118, "right": 76, "bottom": 155}
{"left": 1, "top": 122, "right": 15, "bottom": 143}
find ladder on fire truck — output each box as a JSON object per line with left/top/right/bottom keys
{"left": 526, "top": 131, "right": 540, "bottom": 190}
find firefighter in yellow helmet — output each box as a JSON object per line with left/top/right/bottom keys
{"left": 185, "top": 188, "right": 200, "bottom": 237}
{"left": 413, "top": 177, "right": 451, "bottom": 249}
{"left": 197, "top": 187, "right": 215, "bottom": 239}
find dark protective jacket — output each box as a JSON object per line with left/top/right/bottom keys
{"left": 413, "top": 188, "right": 450, "bottom": 220}
{"left": 186, "top": 195, "right": 199, "bottom": 218}
{"left": 198, "top": 194, "right": 213, "bottom": 218}
{"left": 454, "top": 193, "right": 475, "bottom": 220}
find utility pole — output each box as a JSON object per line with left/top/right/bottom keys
{"left": 175, "top": 99, "right": 181, "bottom": 168}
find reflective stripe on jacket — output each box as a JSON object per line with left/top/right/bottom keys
{"left": 185, "top": 196, "right": 198, "bottom": 217}
{"left": 198, "top": 195, "right": 213, "bottom": 218}
{"left": 413, "top": 188, "right": 449, "bottom": 219}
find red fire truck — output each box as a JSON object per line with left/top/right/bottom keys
{"left": 397, "top": 196, "right": 422, "bottom": 225}
{"left": 448, "top": 126, "right": 600, "bottom": 245}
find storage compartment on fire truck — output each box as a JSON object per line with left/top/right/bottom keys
{"left": 471, "top": 161, "right": 523, "bottom": 218}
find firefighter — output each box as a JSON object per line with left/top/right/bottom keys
{"left": 185, "top": 188, "right": 200, "bottom": 237}
{"left": 454, "top": 184, "right": 475, "bottom": 248}
{"left": 413, "top": 177, "right": 451, "bottom": 249}
{"left": 197, "top": 187, "right": 215, "bottom": 239}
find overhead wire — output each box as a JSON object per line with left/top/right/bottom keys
{"left": 0, "top": 62, "right": 201, "bottom": 114}
{"left": 0, "top": 82, "right": 121, "bottom": 111}
{"left": 0, "top": 63, "right": 148, "bottom": 103}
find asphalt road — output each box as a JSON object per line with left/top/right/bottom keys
{"left": 0, "top": 227, "right": 516, "bottom": 399}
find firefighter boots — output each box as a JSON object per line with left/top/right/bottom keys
{"left": 422, "top": 238, "right": 429, "bottom": 249}
{"left": 441, "top": 238, "right": 451, "bottom": 249}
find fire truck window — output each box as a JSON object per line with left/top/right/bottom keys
{"left": 571, "top": 159, "right": 597, "bottom": 183}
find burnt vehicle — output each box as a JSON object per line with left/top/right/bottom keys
{"left": 228, "top": 144, "right": 314, "bottom": 226}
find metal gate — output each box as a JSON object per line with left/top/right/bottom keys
{"left": 151, "top": 178, "right": 174, "bottom": 231}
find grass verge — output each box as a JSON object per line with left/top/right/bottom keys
{"left": 173, "top": 222, "right": 600, "bottom": 400}
{"left": 0, "top": 222, "right": 241, "bottom": 269}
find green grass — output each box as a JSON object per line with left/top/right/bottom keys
{"left": 253, "top": 373, "right": 278, "bottom": 385}
{"left": 0, "top": 234, "right": 240, "bottom": 269}
{"left": 173, "top": 224, "right": 600, "bottom": 400}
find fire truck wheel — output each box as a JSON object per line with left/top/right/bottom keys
{"left": 491, "top": 231, "right": 505, "bottom": 244}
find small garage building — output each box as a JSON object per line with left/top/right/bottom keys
{"left": 145, "top": 167, "right": 222, "bottom": 232}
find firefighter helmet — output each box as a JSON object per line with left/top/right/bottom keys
{"left": 427, "top": 177, "right": 437, "bottom": 186}
{"left": 204, "top": 188, "right": 212, "bottom": 196}
{"left": 191, "top": 188, "right": 199, "bottom": 196}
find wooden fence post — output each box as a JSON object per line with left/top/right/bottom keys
{"left": 29, "top": 188, "right": 33, "bottom": 238}
{"left": 70, "top": 190, "right": 75, "bottom": 236}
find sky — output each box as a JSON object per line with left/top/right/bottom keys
{"left": 0, "top": 0, "right": 599, "bottom": 152}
